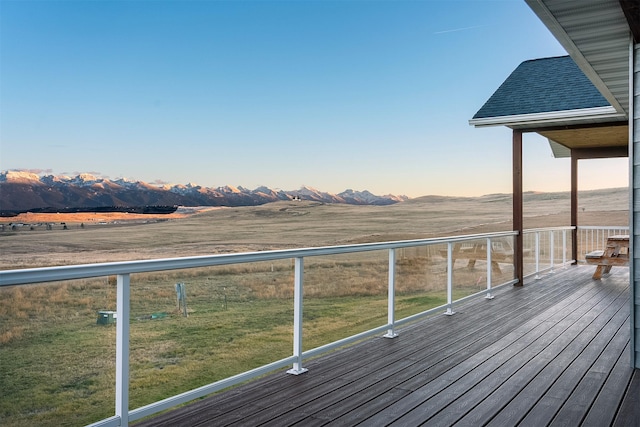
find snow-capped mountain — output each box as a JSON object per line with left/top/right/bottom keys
{"left": 0, "top": 171, "right": 409, "bottom": 214}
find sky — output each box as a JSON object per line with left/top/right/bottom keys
{"left": 0, "top": 0, "right": 630, "bottom": 198}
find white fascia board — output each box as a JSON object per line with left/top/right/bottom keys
{"left": 468, "top": 106, "right": 625, "bottom": 128}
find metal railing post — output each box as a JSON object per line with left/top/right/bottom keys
{"left": 562, "top": 229, "right": 567, "bottom": 268}
{"left": 445, "top": 242, "right": 455, "bottom": 315}
{"left": 535, "top": 231, "right": 541, "bottom": 279}
{"left": 384, "top": 249, "right": 398, "bottom": 338}
{"left": 116, "top": 273, "right": 131, "bottom": 427}
{"left": 287, "top": 257, "right": 308, "bottom": 375}
{"left": 549, "top": 230, "right": 555, "bottom": 273}
{"left": 485, "top": 238, "right": 494, "bottom": 299}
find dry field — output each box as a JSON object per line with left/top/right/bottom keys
{"left": 0, "top": 187, "right": 629, "bottom": 269}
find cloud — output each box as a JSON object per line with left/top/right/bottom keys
{"left": 73, "top": 170, "right": 102, "bottom": 176}
{"left": 434, "top": 24, "right": 488, "bottom": 35}
{"left": 14, "top": 168, "right": 53, "bottom": 175}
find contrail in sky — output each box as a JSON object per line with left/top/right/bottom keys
{"left": 434, "top": 24, "right": 489, "bottom": 34}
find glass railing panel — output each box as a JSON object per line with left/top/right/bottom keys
{"left": 301, "top": 251, "right": 388, "bottom": 351}
{"left": 522, "top": 228, "right": 573, "bottom": 278}
{"left": 126, "top": 262, "right": 295, "bottom": 411}
{"left": 0, "top": 278, "right": 117, "bottom": 427}
{"left": 449, "top": 238, "right": 501, "bottom": 301}
{"left": 394, "top": 243, "right": 448, "bottom": 319}
{"left": 522, "top": 232, "right": 537, "bottom": 278}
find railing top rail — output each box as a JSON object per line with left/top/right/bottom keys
{"left": 577, "top": 225, "right": 629, "bottom": 231}
{"left": 522, "top": 226, "right": 576, "bottom": 233}
{"left": 0, "top": 230, "right": 517, "bottom": 287}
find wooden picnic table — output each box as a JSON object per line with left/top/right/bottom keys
{"left": 585, "top": 234, "right": 629, "bottom": 280}
{"left": 441, "top": 241, "right": 514, "bottom": 274}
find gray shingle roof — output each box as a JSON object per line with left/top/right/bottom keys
{"left": 472, "top": 56, "right": 611, "bottom": 120}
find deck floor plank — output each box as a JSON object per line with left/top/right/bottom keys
{"left": 360, "top": 281, "right": 617, "bottom": 426}
{"left": 582, "top": 343, "right": 634, "bottom": 426}
{"left": 548, "top": 323, "right": 631, "bottom": 426}
{"left": 437, "top": 296, "right": 628, "bottom": 426}
{"left": 458, "top": 287, "right": 629, "bottom": 427}
{"left": 388, "top": 281, "right": 625, "bottom": 426}
{"left": 278, "top": 276, "right": 608, "bottom": 426}
{"left": 135, "top": 267, "right": 638, "bottom": 427}
{"left": 613, "top": 368, "right": 640, "bottom": 427}
{"left": 489, "top": 292, "right": 629, "bottom": 427}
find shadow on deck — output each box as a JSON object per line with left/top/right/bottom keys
{"left": 136, "top": 266, "right": 638, "bottom": 426}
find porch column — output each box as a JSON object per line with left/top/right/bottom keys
{"left": 513, "top": 130, "right": 524, "bottom": 286}
{"left": 571, "top": 150, "right": 578, "bottom": 264}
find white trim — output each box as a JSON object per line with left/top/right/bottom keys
{"left": 469, "top": 106, "right": 625, "bottom": 128}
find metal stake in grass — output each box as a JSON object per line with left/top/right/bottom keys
{"left": 175, "top": 282, "right": 188, "bottom": 317}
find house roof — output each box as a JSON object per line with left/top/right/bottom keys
{"left": 469, "top": 1, "right": 632, "bottom": 157}
{"left": 469, "top": 56, "right": 625, "bottom": 129}
{"left": 472, "top": 56, "right": 609, "bottom": 119}
{"left": 469, "top": 54, "right": 627, "bottom": 157}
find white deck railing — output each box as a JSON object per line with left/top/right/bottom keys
{"left": 522, "top": 227, "right": 574, "bottom": 279}
{"left": 1, "top": 227, "right": 580, "bottom": 427}
{"left": 577, "top": 226, "right": 630, "bottom": 261}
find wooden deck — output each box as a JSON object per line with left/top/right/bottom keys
{"left": 136, "top": 266, "right": 638, "bottom": 426}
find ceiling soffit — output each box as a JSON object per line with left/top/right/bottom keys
{"left": 536, "top": 124, "right": 629, "bottom": 149}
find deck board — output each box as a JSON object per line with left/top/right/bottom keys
{"left": 582, "top": 342, "right": 632, "bottom": 426}
{"left": 399, "top": 286, "right": 623, "bottom": 425}
{"left": 613, "top": 368, "right": 640, "bottom": 427}
{"left": 136, "top": 266, "right": 638, "bottom": 427}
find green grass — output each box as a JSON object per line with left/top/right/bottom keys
{"left": 0, "top": 294, "right": 448, "bottom": 425}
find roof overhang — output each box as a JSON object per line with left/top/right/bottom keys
{"left": 520, "top": 0, "right": 634, "bottom": 158}
{"left": 470, "top": 2, "right": 633, "bottom": 159}
{"left": 525, "top": 0, "right": 632, "bottom": 116}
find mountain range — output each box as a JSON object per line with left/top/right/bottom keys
{"left": 0, "top": 171, "right": 409, "bottom": 214}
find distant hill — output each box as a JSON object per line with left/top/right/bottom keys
{"left": 0, "top": 171, "right": 409, "bottom": 215}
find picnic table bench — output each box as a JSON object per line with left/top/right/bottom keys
{"left": 585, "top": 235, "right": 629, "bottom": 280}
{"left": 440, "top": 241, "right": 515, "bottom": 274}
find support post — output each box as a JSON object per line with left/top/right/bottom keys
{"left": 116, "top": 274, "right": 131, "bottom": 427}
{"left": 385, "top": 249, "right": 398, "bottom": 338}
{"left": 287, "top": 257, "right": 308, "bottom": 375}
{"left": 571, "top": 150, "right": 579, "bottom": 264}
{"left": 513, "top": 130, "right": 524, "bottom": 285}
